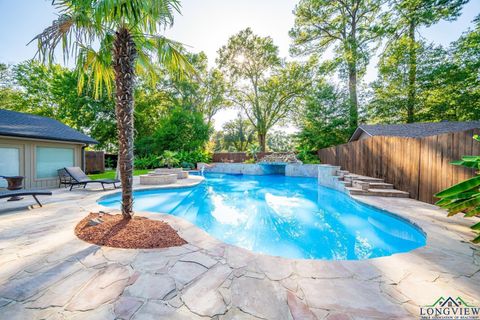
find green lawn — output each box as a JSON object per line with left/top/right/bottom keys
{"left": 88, "top": 169, "right": 150, "bottom": 180}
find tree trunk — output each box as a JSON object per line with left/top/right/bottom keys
{"left": 407, "top": 21, "right": 417, "bottom": 123}
{"left": 347, "top": 17, "right": 359, "bottom": 133}
{"left": 258, "top": 132, "right": 267, "bottom": 153}
{"left": 348, "top": 63, "right": 358, "bottom": 131}
{"left": 113, "top": 27, "right": 137, "bottom": 220}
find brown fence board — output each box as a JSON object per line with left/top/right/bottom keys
{"left": 318, "top": 129, "right": 478, "bottom": 204}
{"left": 85, "top": 151, "right": 105, "bottom": 174}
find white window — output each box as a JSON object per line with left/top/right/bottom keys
{"left": 0, "top": 147, "right": 20, "bottom": 188}
{"left": 36, "top": 147, "right": 74, "bottom": 179}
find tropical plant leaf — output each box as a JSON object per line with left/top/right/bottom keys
{"left": 435, "top": 176, "right": 480, "bottom": 198}
{"left": 473, "top": 234, "right": 480, "bottom": 244}
{"left": 447, "top": 195, "right": 480, "bottom": 216}
{"left": 471, "top": 221, "right": 480, "bottom": 230}
{"left": 464, "top": 206, "right": 480, "bottom": 218}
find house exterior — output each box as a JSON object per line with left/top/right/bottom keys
{"left": 349, "top": 121, "right": 480, "bottom": 142}
{"left": 0, "top": 109, "right": 98, "bottom": 189}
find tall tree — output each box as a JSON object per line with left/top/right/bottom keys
{"left": 158, "top": 52, "right": 229, "bottom": 127}
{"left": 218, "top": 28, "right": 308, "bottom": 151}
{"left": 294, "top": 78, "right": 350, "bottom": 150}
{"left": 290, "top": 0, "right": 382, "bottom": 132}
{"left": 222, "top": 114, "right": 256, "bottom": 152}
{"left": 33, "top": 0, "right": 192, "bottom": 219}
{"left": 382, "top": 0, "right": 467, "bottom": 122}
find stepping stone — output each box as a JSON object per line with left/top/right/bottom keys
{"left": 287, "top": 291, "right": 316, "bottom": 320}
{"left": 0, "top": 260, "right": 83, "bottom": 301}
{"left": 66, "top": 264, "right": 131, "bottom": 311}
{"left": 114, "top": 296, "right": 144, "bottom": 320}
{"left": 255, "top": 256, "right": 293, "bottom": 280}
{"left": 131, "top": 252, "right": 170, "bottom": 271}
{"left": 230, "top": 277, "right": 290, "bottom": 320}
{"left": 125, "top": 274, "right": 176, "bottom": 300}
{"left": 179, "top": 251, "right": 217, "bottom": 268}
{"left": 168, "top": 261, "right": 208, "bottom": 286}
{"left": 28, "top": 268, "right": 97, "bottom": 308}
{"left": 181, "top": 264, "right": 232, "bottom": 317}
{"left": 132, "top": 300, "right": 176, "bottom": 319}
{"left": 299, "top": 278, "right": 409, "bottom": 318}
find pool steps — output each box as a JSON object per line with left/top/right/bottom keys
{"left": 334, "top": 170, "right": 410, "bottom": 198}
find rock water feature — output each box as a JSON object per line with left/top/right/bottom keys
{"left": 258, "top": 153, "right": 302, "bottom": 175}
{"left": 200, "top": 153, "right": 323, "bottom": 177}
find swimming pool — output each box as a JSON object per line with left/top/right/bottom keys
{"left": 99, "top": 173, "right": 426, "bottom": 260}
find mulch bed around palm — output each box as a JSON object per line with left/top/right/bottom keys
{"left": 75, "top": 212, "right": 187, "bottom": 249}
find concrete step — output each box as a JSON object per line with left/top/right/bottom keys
{"left": 367, "top": 188, "right": 409, "bottom": 197}
{"left": 335, "top": 170, "right": 350, "bottom": 177}
{"left": 368, "top": 182, "right": 394, "bottom": 189}
{"left": 346, "top": 187, "right": 409, "bottom": 198}
{"left": 344, "top": 175, "right": 384, "bottom": 183}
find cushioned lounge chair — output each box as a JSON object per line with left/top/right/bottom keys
{"left": 62, "top": 167, "right": 120, "bottom": 191}
{"left": 0, "top": 189, "right": 52, "bottom": 207}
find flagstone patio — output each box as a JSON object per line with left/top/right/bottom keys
{"left": 0, "top": 177, "right": 479, "bottom": 320}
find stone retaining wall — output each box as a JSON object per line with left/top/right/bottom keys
{"left": 285, "top": 164, "right": 321, "bottom": 177}
{"left": 317, "top": 165, "right": 346, "bottom": 192}
{"left": 202, "top": 163, "right": 328, "bottom": 178}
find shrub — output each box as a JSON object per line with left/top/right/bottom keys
{"left": 180, "top": 161, "right": 195, "bottom": 170}
{"left": 177, "top": 150, "right": 212, "bottom": 164}
{"left": 296, "top": 147, "right": 320, "bottom": 164}
{"left": 134, "top": 154, "right": 160, "bottom": 169}
{"left": 153, "top": 108, "right": 210, "bottom": 152}
{"left": 134, "top": 108, "right": 210, "bottom": 156}
{"left": 159, "top": 150, "right": 180, "bottom": 168}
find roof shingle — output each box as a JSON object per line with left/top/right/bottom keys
{"left": 350, "top": 121, "right": 480, "bottom": 141}
{"left": 0, "top": 109, "right": 98, "bottom": 144}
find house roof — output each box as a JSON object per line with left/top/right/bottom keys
{"left": 0, "top": 109, "right": 98, "bottom": 145}
{"left": 349, "top": 121, "right": 480, "bottom": 142}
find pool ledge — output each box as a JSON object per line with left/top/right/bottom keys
{"left": 96, "top": 175, "right": 205, "bottom": 203}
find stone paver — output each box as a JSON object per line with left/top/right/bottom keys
{"left": 181, "top": 264, "right": 232, "bottom": 317}
{"left": 125, "top": 274, "right": 176, "bottom": 300}
{"left": 0, "top": 178, "right": 478, "bottom": 319}
{"left": 169, "top": 260, "right": 208, "bottom": 286}
{"left": 114, "top": 296, "right": 143, "bottom": 320}
{"left": 66, "top": 264, "right": 131, "bottom": 311}
{"left": 230, "top": 277, "right": 290, "bottom": 320}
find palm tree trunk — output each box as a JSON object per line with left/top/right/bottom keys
{"left": 113, "top": 27, "right": 137, "bottom": 220}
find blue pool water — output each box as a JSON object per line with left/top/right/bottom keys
{"left": 99, "top": 173, "right": 426, "bottom": 260}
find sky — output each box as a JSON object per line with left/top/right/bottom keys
{"left": 0, "top": 0, "right": 479, "bottom": 130}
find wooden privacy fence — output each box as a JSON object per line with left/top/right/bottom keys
{"left": 85, "top": 151, "right": 105, "bottom": 174}
{"left": 318, "top": 129, "right": 479, "bottom": 204}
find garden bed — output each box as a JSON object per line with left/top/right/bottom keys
{"left": 75, "top": 212, "right": 187, "bottom": 249}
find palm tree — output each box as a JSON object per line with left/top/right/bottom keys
{"left": 31, "top": 0, "right": 193, "bottom": 219}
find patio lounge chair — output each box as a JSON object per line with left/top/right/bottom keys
{"left": 61, "top": 167, "right": 120, "bottom": 191}
{"left": 0, "top": 189, "right": 52, "bottom": 207}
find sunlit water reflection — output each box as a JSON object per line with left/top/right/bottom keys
{"left": 99, "top": 173, "right": 426, "bottom": 260}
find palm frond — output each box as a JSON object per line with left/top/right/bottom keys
{"left": 75, "top": 36, "right": 114, "bottom": 98}
{"left": 142, "top": 35, "right": 196, "bottom": 79}
{"left": 29, "top": 10, "right": 101, "bottom": 64}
